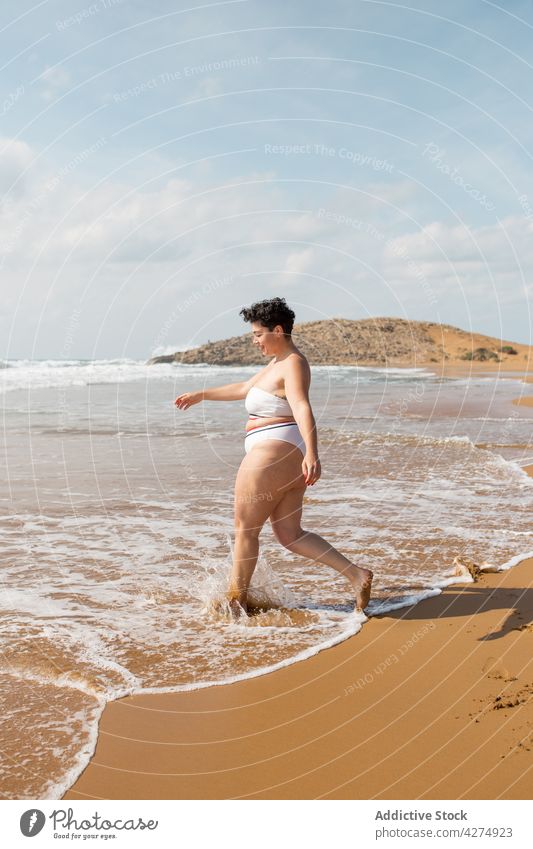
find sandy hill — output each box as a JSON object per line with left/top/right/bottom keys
{"left": 147, "top": 318, "right": 531, "bottom": 370}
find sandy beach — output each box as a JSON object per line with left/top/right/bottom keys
{"left": 64, "top": 517, "right": 533, "bottom": 801}
{"left": 63, "top": 362, "right": 533, "bottom": 800}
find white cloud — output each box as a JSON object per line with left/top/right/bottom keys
{"left": 2, "top": 135, "right": 531, "bottom": 355}
{"left": 191, "top": 77, "right": 224, "bottom": 98}
{"left": 283, "top": 247, "right": 316, "bottom": 276}
{"left": 384, "top": 216, "right": 533, "bottom": 284}
{"left": 39, "top": 65, "right": 71, "bottom": 101}
{"left": 0, "top": 137, "right": 35, "bottom": 197}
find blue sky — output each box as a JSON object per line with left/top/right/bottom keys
{"left": 1, "top": 0, "right": 533, "bottom": 358}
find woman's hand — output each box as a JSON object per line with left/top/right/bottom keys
{"left": 302, "top": 454, "right": 321, "bottom": 486}
{"left": 174, "top": 391, "right": 202, "bottom": 410}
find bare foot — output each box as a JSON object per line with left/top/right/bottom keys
{"left": 205, "top": 595, "right": 248, "bottom": 621}
{"left": 227, "top": 596, "right": 248, "bottom": 621}
{"left": 345, "top": 564, "right": 373, "bottom": 612}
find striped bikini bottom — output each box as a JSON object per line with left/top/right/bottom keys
{"left": 244, "top": 420, "right": 305, "bottom": 458}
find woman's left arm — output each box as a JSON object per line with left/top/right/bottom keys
{"left": 284, "top": 358, "right": 321, "bottom": 486}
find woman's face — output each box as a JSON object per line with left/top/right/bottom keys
{"left": 251, "top": 321, "right": 279, "bottom": 354}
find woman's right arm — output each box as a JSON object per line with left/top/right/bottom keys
{"left": 175, "top": 361, "right": 272, "bottom": 409}
{"left": 175, "top": 380, "right": 249, "bottom": 409}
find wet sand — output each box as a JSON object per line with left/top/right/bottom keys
{"left": 423, "top": 361, "right": 532, "bottom": 380}
{"left": 431, "top": 361, "right": 533, "bottom": 411}
{"left": 64, "top": 464, "right": 533, "bottom": 800}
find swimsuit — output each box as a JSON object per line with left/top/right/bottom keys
{"left": 244, "top": 385, "right": 306, "bottom": 457}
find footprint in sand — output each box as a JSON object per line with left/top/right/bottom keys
{"left": 482, "top": 656, "right": 510, "bottom": 680}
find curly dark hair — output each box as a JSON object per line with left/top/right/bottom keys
{"left": 239, "top": 297, "right": 295, "bottom": 335}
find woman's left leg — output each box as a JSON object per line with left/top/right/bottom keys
{"left": 269, "top": 485, "right": 373, "bottom": 611}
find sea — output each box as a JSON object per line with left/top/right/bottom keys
{"left": 1, "top": 358, "right": 532, "bottom": 799}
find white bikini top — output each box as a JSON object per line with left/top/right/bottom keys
{"left": 245, "top": 385, "right": 293, "bottom": 417}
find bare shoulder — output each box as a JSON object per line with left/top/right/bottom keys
{"left": 285, "top": 350, "right": 310, "bottom": 374}
{"left": 283, "top": 350, "right": 311, "bottom": 385}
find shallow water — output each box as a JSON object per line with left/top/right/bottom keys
{"left": 1, "top": 360, "right": 532, "bottom": 798}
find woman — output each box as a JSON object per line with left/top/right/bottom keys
{"left": 175, "top": 297, "right": 373, "bottom": 618}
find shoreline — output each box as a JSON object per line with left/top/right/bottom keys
{"left": 64, "top": 461, "right": 533, "bottom": 801}
{"left": 63, "top": 552, "right": 533, "bottom": 801}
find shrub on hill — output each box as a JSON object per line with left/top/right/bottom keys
{"left": 460, "top": 347, "right": 500, "bottom": 362}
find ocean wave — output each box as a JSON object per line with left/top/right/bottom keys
{"left": 321, "top": 427, "right": 477, "bottom": 449}
{"left": 0, "top": 359, "right": 268, "bottom": 394}
{"left": 4, "top": 358, "right": 521, "bottom": 395}
{"left": 0, "top": 359, "right": 170, "bottom": 394}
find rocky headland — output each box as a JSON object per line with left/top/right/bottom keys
{"left": 147, "top": 317, "right": 532, "bottom": 371}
